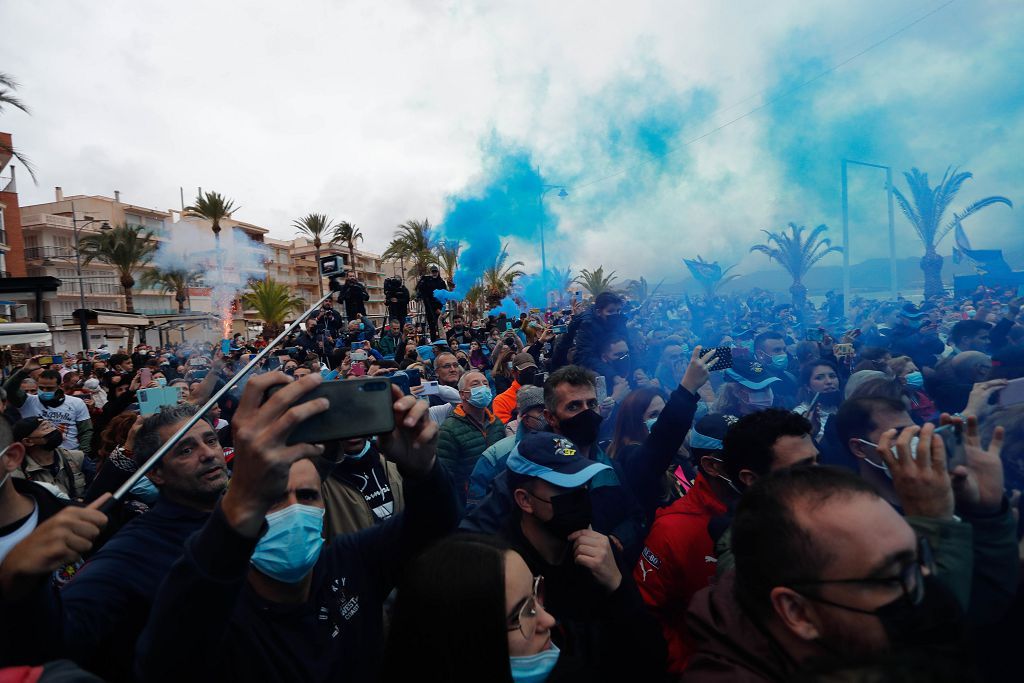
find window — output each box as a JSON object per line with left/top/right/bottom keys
{"left": 0, "top": 206, "right": 5, "bottom": 232}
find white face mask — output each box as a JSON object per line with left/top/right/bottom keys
{"left": 854, "top": 436, "right": 921, "bottom": 479}
{"left": 745, "top": 388, "right": 774, "bottom": 408}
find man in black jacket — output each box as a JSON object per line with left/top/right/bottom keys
{"left": 383, "top": 277, "right": 410, "bottom": 323}
{"left": 336, "top": 274, "right": 370, "bottom": 322}
{"left": 415, "top": 265, "right": 448, "bottom": 342}
{"left": 136, "top": 377, "right": 458, "bottom": 683}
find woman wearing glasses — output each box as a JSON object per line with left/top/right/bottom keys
{"left": 383, "top": 534, "right": 661, "bottom": 682}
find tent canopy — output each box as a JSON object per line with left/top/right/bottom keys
{"left": 0, "top": 322, "right": 53, "bottom": 346}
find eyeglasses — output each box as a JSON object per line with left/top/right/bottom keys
{"left": 437, "top": 362, "right": 460, "bottom": 370}
{"left": 785, "top": 536, "right": 934, "bottom": 614}
{"left": 611, "top": 352, "right": 629, "bottom": 361}
{"left": 506, "top": 575, "right": 545, "bottom": 640}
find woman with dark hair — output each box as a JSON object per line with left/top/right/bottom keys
{"left": 607, "top": 386, "right": 667, "bottom": 460}
{"left": 887, "top": 355, "right": 939, "bottom": 423}
{"left": 383, "top": 534, "right": 662, "bottom": 683}
{"left": 469, "top": 340, "right": 489, "bottom": 371}
{"left": 793, "top": 359, "right": 842, "bottom": 441}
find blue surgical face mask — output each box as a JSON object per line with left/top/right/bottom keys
{"left": 904, "top": 371, "right": 924, "bottom": 389}
{"left": 645, "top": 417, "right": 658, "bottom": 433}
{"left": 345, "top": 439, "right": 372, "bottom": 461}
{"left": 38, "top": 390, "right": 57, "bottom": 402}
{"left": 468, "top": 385, "right": 493, "bottom": 409}
{"left": 509, "top": 643, "right": 561, "bottom": 683}
{"left": 129, "top": 475, "right": 160, "bottom": 504}
{"left": 155, "top": 377, "right": 167, "bottom": 388}
{"left": 251, "top": 504, "right": 325, "bottom": 584}
{"left": 770, "top": 353, "right": 789, "bottom": 369}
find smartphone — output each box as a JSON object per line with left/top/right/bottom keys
{"left": 834, "top": 343, "right": 854, "bottom": 358}
{"left": 351, "top": 349, "right": 369, "bottom": 362}
{"left": 37, "top": 355, "right": 56, "bottom": 366}
{"left": 406, "top": 368, "right": 422, "bottom": 387}
{"left": 266, "top": 356, "right": 281, "bottom": 371}
{"left": 265, "top": 377, "right": 395, "bottom": 444}
{"left": 595, "top": 375, "right": 607, "bottom": 403}
{"left": 350, "top": 362, "right": 366, "bottom": 377}
{"left": 190, "top": 369, "right": 209, "bottom": 380}
{"left": 804, "top": 328, "right": 825, "bottom": 342}
{"left": 533, "top": 371, "right": 548, "bottom": 388}
{"left": 352, "top": 342, "right": 362, "bottom": 349}
{"left": 138, "top": 387, "right": 182, "bottom": 416}
{"left": 998, "top": 377, "right": 1024, "bottom": 407}
{"left": 707, "top": 347, "right": 733, "bottom": 372}
{"left": 79, "top": 361, "right": 94, "bottom": 378}
{"left": 420, "top": 380, "right": 439, "bottom": 396}
{"left": 937, "top": 423, "right": 967, "bottom": 471}
{"left": 390, "top": 371, "right": 412, "bottom": 395}
{"left": 552, "top": 324, "right": 568, "bottom": 334}
{"left": 505, "top": 322, "right": 513, "bottom": 331}
{"left": 139, "top": 368, "right": 153, "bottom": 386}
{"left": 284, "top": 347, "right": 299, "bottom": 355}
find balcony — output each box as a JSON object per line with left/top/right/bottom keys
{"left": 59, "top": 281, "right": 123, "bottom": 296}
{"left": 25, "top": 246, "right": 77, "bottom": 261}
{"left": 21, "top": 214, "right": 75, "bottom": 230}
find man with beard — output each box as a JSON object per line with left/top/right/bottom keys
{"left": 0, "top": 400, "right": 234, "bottom": 680}
{"left": 686, "top": 464, "right": 970, "bottom": 681}
{"left": 4, "top": 361, "right": 93, "bottom": 460}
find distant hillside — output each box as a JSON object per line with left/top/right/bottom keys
{"left": 661, "top": 247, "right": 1024, "bottom": 298}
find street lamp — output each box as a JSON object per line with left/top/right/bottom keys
{"left": 539, "top": 184, "right": 569, "bottom": 309}
{"left": 70, "top": 200, "right": 111, "bottom": 352}
{"left": 840, "top": 160, "right": 897, "bottom": 321}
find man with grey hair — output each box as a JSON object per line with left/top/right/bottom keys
{"left": 436, "top": 370, "right": 504, "bottom": 507}
{"left": 0, "top": 394, "right": 237, "bottom": 679}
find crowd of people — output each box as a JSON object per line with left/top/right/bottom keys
{"left": 0, "top": 277, "right": 1021, "bottom": 682}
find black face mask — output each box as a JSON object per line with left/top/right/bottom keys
{"left": 542, "top": 487, "right": 593, "bottom": 539}
{"left": 875, "top": 575, "right": 964, "bottom": 651}
{"left": 517, "top": 367, "right": 537, "bottom": 386}
{"left": 558, "top": 409, "right": 603, "bottom": 448}
{"left": 611, "top": 357, "right": 631, "bottom": 377}
{"left": 35, "top": 430, "right": 64, "bottom": 451}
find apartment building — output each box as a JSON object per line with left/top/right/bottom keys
{"left": 0, "top": 132, "right": 28, "bottom": 278}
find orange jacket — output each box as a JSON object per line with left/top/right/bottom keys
{"left": 491, "top": 380, "right": 520, "bottom": 424}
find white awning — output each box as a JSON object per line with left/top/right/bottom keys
{"left": 0, "top": 323, "right": 53, "bottom": 346}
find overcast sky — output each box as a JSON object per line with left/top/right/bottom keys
{"left": 2, "top": 0, "right": 1021, "bottom": 282}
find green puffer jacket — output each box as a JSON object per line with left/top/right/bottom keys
{"left": 437, "top": 405, "right": 505, "bottom": 507}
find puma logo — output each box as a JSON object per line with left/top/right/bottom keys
{"left": 704, "top": 555, "right": 717, "bottom": 564}
{"left": 638, "top": 559, "right": 653, "bottom": 582}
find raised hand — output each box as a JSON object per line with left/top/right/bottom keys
{"left": 943, "top": 413, "right": 1005, "bottom": 514}
{"left": 222, "top": 372, "right": 328, "bottom": 537}
{"left": 877, "top": 423, "right": 954, "bottom": 520}
{"left": 680, "top": 346, "right": 717, "bottom": 394}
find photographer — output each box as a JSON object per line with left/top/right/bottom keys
{"left": 383, "top": 276, "right": 410, "bottom": 323}
{"left": 312, "top": 298, "right": 345, "bottom": 342}
{"left": 335, "top": 273, "right": 370, "bottom": 322}
{"left": 136, "top": 375, "right": 459, "bottom": 683}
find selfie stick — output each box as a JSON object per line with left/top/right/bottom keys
{"left": 103, "top": 291, "right": 336, "bottom": 510}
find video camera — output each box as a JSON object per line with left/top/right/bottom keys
{"left": 320, "top": 255, "right": 346, "bottom": 278}
{"left": 384, "top": 276, "right": 403, "bottom": 294}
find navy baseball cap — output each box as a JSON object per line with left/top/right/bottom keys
{"left": 724, "top": 359, "right": 782, "bottom": 390}
{"left": 506, "top": 431, "right": 610, "bottom": 488}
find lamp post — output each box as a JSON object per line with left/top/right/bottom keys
{"left": 539, "top": 185, "right": 568, "bottom": 309}
{"left": 70, "top": 201, "right": 111, "bottom": 352}
{"left": 840, "top": 160, "right": 897, "bottom": 321}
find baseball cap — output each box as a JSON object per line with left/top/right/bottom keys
{"left": 12, "top": 417, "right": 46, "bottom": 442}
{"left": 724, "top": 359, "right": 782, "bottom": 390}
{"left": 512, "top": 352, "right": 537, "bottom": 371}
{"left": 899, "top": 303, "right": 927, "bottom": 320}
{"left": 689, "top": 413, "right": 734, "bottom": 452}
{"left": 506, "top": 431, "right": 610, "bottom": 488}
{"left": 516, "top": 385, "right": 545, "bottom": 413}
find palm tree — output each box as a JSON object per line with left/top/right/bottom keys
{"left": 0, "top": 72, "right": 38, "bottom": 182}
{"left": 185, "top": 190, "right": 237, "bottom": 238}
{"left": 482, "top": 243, "right": 526, "bottom": 308}
{"left": 465, "top": 283, "right": 487, "bottom": 316}
{"left": 549, "top": 266, "right": 575, "bottom": 307}
{"left": 687, "top": 255, "right": 741, "bottom": 298}
{"left": 332, "top": 221, "right": 364, "bottom": 280}
{"left": 382, "top": 219, "right": 434, "bottom": 278}
{"left": 242, "top": 278, "right": 305, "bottom": 339}
{"left": 293, "top": 213, "right": 336, "bottom": 296}
{"left": 574, "top": 266, "right": 618, "bottom": 298}
{"left": 626, "top": 276, "right": 650, "bottom": 304}
{"left": 750, "top": 223, "right": 842, "bottom": 310}
{"left": 140, "top": 267, "right": 203, "bottom": 313}
{"left": 892, "top": 167, "right": 1013, "bottom": 299}
{"left": 434, "top": 240, "right": 460, "bottom": 288}
{"left": 80, "top": 224, "right": 158, "bottom": 349}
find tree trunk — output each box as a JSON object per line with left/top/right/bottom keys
{"left": 921, "top": 249, "right": 944, "bottom": 299}
{"left": 314, "top": 243, "right": 323, "bottom": 296}
{"left": 789, "top": 280, "right": 807, "bottom": 311}
{"left": 123, "top": 283, "right": 136, "bottom": 351}
{"left": 177, "top": 292, "right": 187, "bottom": 313}
{"left": 349, "top": 244, "right": 357, "bottom": 280}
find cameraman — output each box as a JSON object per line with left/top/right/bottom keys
{"left": 312, "top": 298, "right": 344, "bottom": 342}
{"left": 383, "top": 277, "right": 410, "bottom": 323}
{"left": 335, "top": 273, "right": 370, "bottom": 322}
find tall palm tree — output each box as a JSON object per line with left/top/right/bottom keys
{"left": 185, "top": 190, "right": 237, "bottom": 238}
{"left": 242, "top": 278, "right": 305, "bottom": 339}
{"left": 293, "top": 213, "right": 336, "bottom": 296}
{"left": 892, "top": 167, "right": 1013, "bottom": 299}
{"left": 332, "top": 221, "right": 364, "bottom": 280}
{"left": 434, "top": 240, "right": 460, "bottom": 288}
{"left": 574, "top": 266, "right": 618, "bottom": 298}
{"left": 626, "top": 276, "right": 650, "bottom": 304}
{"left": 140, "top": 267, "right": 203, "bottom": 313}
{"left": 382, "top": 219, "right": 434, "bottom": 278}
{"left": 482, "top": 243, "right": 526, "bottom": 308}
{"left": 750, "top": 223, "right": 842, "bottom": 310}
{"left": 0, "top": 72, "right": 38, "bottom": 182}
{"left": 80, "top": 224, "right": 158, "bottom": 349}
